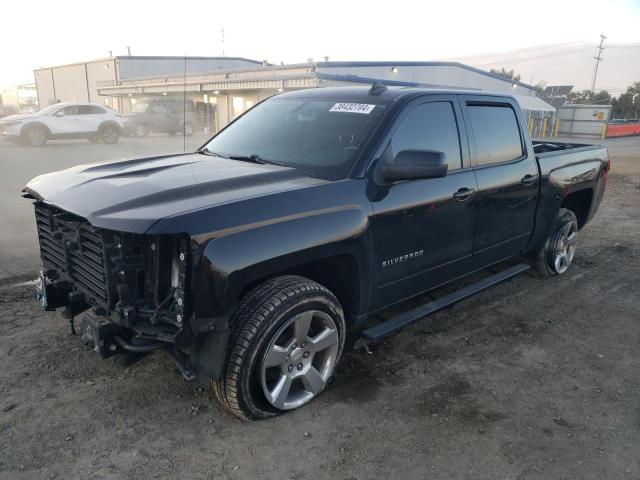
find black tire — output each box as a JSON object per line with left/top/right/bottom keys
{"left": 176, "top": 121, "right": 194, "bottom": 137}
{"left": 133, "top": 124, "right": 146, "bottom": 137}
{"left": 213, "top": 275, "right": 346, "bottom": 420}
{"left": 100, "top": 125, "right": 120, "bottom": 144}
{"left": 527, "top": 208, "right": 579, "bottom": 278}
{"left": 23, "top": 125, "right": 48, "bottom": 147}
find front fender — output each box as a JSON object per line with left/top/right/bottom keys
{"left": 201, "top": 203, "right": 371, "bottom": 318}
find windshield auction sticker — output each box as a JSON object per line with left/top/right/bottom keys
{"left": 329, "top": 103, "right": 376, "bottom": 114}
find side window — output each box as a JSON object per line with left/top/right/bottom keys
{"left": 78, "top": 105, "right": 105, "bottom": 115}
{"left": 62, "top": 106, "right": 80, "bottom": 116}
{"left": 468, "top": 104, "right": 523, "bottom": 166}
{"left": 149, "top": 104, "right": 168, "bottom": 114}
{"left": 390, "top": 102, "right": 462, "bottom": 171}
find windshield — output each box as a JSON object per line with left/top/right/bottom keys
{"left": 131, "top": 102, "right": 150, "bottom": 113}
{"left": 37, "top": 104, "right": 65, "bottom": 115}
{"left": 202, "top": 97, "right": 388, "bottom": 179}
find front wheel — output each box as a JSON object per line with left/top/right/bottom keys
{"left": 176, "top": 121, "right": 194, "bottom": 137}
{"left": 132, "top": 124, "right": 146, "bottom": 137}
{"left": 24, "top": 126, "right": 48, "bottom": 146}
{"left": 214, "top": 275, "right": 346, "bottom": 420}
{"left": 528, "top": 208, "right": 579, "bottom": 278}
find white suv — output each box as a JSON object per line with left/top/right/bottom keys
{"left": 0, "top": 103, "right": 124, "bottom": 146}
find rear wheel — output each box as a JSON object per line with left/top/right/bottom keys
{"left": 24, "top": 125, "right": 48, "bottom": 146}
{"left": 213, "top": 275, "right": 346, "bottom": 420}
{"left": 528, "top": 208, "right": 579, "bottom": 278}
{"left": 100, "top": 125, "right": 120, "bottom": 144}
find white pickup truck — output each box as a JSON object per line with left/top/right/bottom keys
{"left": 0, "top": 103, "right": 123, "bottom": 146}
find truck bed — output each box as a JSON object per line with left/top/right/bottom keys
{"left": 532, "top": 141, "right": 604, "bottom": 156}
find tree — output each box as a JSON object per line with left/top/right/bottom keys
{"left": 611, "top": 82, "right": 640, "bottom": 119}
{"left": 489, "top": 68, "right": 521, "bottom": 82}
{"left": 568, "top": 89, "right": 612, "bottom": 105}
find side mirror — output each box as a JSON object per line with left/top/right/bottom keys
{"left": 380, "top": 149, "right": 448, "bottom": 182}
{"left": 54, "top": 110, "right": 65, "bottom": 117}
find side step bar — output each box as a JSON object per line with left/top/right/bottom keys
{"left": 361, "top": 263, "right": 530, "bottom": 344}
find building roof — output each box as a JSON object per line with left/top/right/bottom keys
{"left": 34, "top": 56, "right": 263, "bottom": 71}
{"left": 311, "top": 61, "right": 535, "bottom": 90}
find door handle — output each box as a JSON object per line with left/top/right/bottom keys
{"left": 453, "top": 187, "right": 476, "bottom": 201}
{"left": 521, "top": 174, "right": 537, "bottom": 186}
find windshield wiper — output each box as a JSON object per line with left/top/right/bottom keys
{"left": 197, "top": 147, "right": 229, "bottom": 158}
{"left": 227, "top": 154, "right": 284, "bottom": 166}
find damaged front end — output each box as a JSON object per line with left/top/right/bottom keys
{"left": 32, "top": 202, "right": 224, "bottom": 384}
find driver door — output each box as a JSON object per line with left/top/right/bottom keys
{"left": 148, "top": 103, "right": 170, "bottom": 132}
{"left": 370, "top": 96, "right": 478, "bottom": 310}
{"left": 49, "top": 105, "right": 82, "bottom": 135}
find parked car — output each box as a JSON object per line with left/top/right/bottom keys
{"left": 24, "top": 86, "right": 609, "bottom": 420}
{"left": 0, "top": 105, "right": 19, "bottom": 119}
{"left": 0, "top": 103, "right": 123, "bottom": 146}
{"left": 609, "top": 118, "right": 638, "bottom": 125}
{"left": 123, "top": 98, "right": 200, "bottom": 137}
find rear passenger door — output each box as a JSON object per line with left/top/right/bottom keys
{"left": 460, "top": 96, "right": 539, "bottom": 268}
{"left": 77, "top": 105, "right": 105, "bottom": 133}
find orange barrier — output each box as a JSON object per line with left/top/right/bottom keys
{"left": 607, "top": 123, "right": 640, "bottom": 138}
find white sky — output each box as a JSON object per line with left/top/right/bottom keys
{"left": 2, "top": 0, "right": 639, "bottom": 89}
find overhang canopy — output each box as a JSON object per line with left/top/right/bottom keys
{"left": 514, "top": 94, "right": 556, "bottom": 113}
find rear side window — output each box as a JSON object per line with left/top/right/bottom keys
{"left": 78, "top": 105, "right": 106, "bottom": 115}
{"left": 468, "top": 104, "right": 523, "bottom": 165}
{"left": 390, "top": 101, "right": 462, "bottom": 171}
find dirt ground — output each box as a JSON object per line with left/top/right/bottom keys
{"left": 1, "top": 147, "right": 639, "bottom": 479}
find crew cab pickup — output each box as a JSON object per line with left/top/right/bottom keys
{"left": 23, "top": 86, "right": 609, "bottom": 420}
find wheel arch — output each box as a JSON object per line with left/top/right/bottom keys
{"left": 98, "top": 120, "right": 122, "bottom": 133}
{"left": 561, "top": 188, "right": 593, "bottom": 228}
{"left": 20, "top": 122, "right": 51, "bottom": 137}
{"left": 237, "top": 254, "right": 361, "bottom": 325}
{"left": 194, "top": 241, "right": 369, "bottom": 331}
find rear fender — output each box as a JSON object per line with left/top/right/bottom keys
{"left": 527, "top": 154, "right": 607, "bottom": 253}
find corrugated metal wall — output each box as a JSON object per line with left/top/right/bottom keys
{"left": 557, "top": 104, "right": 612, "bottom": 138}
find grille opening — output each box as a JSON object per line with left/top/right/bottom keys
{"left": 136, "top": 269, "right": 146, "bottom": 299}
{"left": 35, "top": 203, "right": 109, "bottom": 305}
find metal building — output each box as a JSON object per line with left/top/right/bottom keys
{"left": 33, "top": 56, "right": 264, "bottom": 110}
{"left": 94, "top": 60, "right": 550, "bottom": 132}
{"left": 557, "top": 104, "right": 612, "bottom": 138}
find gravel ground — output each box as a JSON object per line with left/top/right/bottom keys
{"left": 1, "top": 147, "right": 639, "bottom": 479}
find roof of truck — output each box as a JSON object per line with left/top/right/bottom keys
{"left": 278, "top": 85, "right": 516, "bottom": 102}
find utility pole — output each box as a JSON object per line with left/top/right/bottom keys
{"left": 590, "top": 34, "right": 606, "bottom": 99}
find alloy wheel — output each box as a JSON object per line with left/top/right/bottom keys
{"left": 102, "top": 127, "right": 119, "bottom": 143}
{"left": 260, "top": 310, "right": 339, "bottom": 410}
{"left": 553, "top": 221, "right": 578, "bottom": 274}
{"left": 29, "top": 128, "right": 47, "bottom": 146}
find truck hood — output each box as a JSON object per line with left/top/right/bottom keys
{"left": 23, "top": 153, "right": 327, "bottom": 233}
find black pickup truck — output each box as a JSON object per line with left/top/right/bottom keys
{"left": 23, "top": 86, "right": 609, "bottom": 420}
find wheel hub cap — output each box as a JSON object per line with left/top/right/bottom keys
{"left": 260, "top": 310, "right": 339, "bottom": 410}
